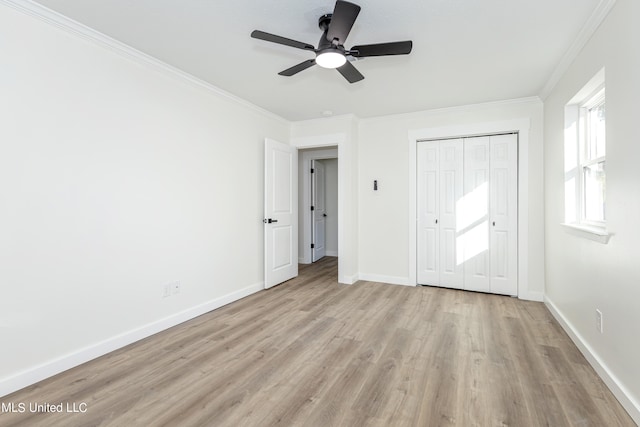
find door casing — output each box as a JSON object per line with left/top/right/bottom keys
{"left": 311, "top": 159, "right": 327, "bottom": 262}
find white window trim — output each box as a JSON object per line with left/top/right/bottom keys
{"left": 563, "top": 68, "right": 610, "bottom": 243}
{"left": 561, "top": 222, "right": 611, "bottom": 244}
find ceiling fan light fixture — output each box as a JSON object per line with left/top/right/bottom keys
{"left": 315, "top": 49, "right": 346, "bottom": 69}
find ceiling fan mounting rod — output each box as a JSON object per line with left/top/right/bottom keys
{"left": 318, "top": 13, "right": 333, "bottom": 31}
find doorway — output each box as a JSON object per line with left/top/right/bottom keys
{"left": 298, "top": 147, "right": 338, "bottom": 264}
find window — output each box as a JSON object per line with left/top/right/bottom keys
{"left": 563, "top": 68, "right": 609, "bottom": 242}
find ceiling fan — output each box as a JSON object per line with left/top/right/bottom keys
{"left": 251, "top": 0, "right": 413, "bottom": 83}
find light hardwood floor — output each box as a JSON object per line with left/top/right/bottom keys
{"left": 1, "top": 257, "right": 635, "bottom": 426}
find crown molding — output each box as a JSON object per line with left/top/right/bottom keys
{"left": 539, "top": 0, "right": 617, "bottom": 100}
{"left": 359, "top": 96, "right": 542, "bottom": 123}
{"left": 0, "top": 0, "right": 290, "bottom": 126}
{"left": 291, "top": 113, "right": 359, "bottom": 126}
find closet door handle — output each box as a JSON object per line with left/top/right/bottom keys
{"left": 492, "top": 221, "right": 496, "bottom": 226}
{"left": 435, "top": 219, "right": 438, "bottom": 224}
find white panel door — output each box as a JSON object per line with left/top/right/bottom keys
{"left": 489, "top": 134, "right": 518, "bottom": 296}
{"left": 311, "top": 160, "right": 326, "bottom": 262}
{"left": 462, "top": 137, "right": 491, "bottom": 292}
{"left": 417, "top": 142, "right": 439, "bottom": 284}
{"left": 416, "top": 134, "right": 518, "bottom": 297}
{"left": 438, "top": 139, "right": 464, "bottom": 289}
{"left": 264, "top": 138, "right": 298, "bottom": 289}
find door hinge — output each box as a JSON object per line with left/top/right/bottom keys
{"left": 311, "top": 243, "right": 315, "bottom": 249}
{"left": 311, "top": 206, "right": 315, "bottom": 211}
{"left": 311, "top": 168, "right": 315, "bottom": 173}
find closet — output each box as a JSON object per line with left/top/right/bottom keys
{"left": 417, "top": 133, "right": 518, "bottom": 296}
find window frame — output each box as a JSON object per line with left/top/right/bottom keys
{"left": 562, "top": 68, "right": 610, "bottom": 243}
{"left": 578, "top": 86, "right": 606, "bottom": 227}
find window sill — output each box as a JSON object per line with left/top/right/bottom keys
{"left": 561, "top": 223, "right": 611, "bottom": 244}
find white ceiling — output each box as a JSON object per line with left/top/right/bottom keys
{"left": 32, "top": 0, "right": 602, "bottom": 121}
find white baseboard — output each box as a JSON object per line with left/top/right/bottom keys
{"left": 545, "top": 297, "right": 640, "bottom": 424}
{"left": 521, "top": 290, "right": 544, "bottom": 302}
{"left": 325, "top": 250, "right": 338, "bottom": 257}
{"left": 338, "top": 273, "right": 359, "bottom": 285}
{"left": 357, "top": 273, "right": 413, "bottom": 287}
{"left": 0, "top": 281, "right": 264, "bottom": 398}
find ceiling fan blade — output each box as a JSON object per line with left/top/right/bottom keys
{"left": 251, "top": 30, "right": 315, "bottom": 51}
{"left": 350, "top": 41, "right": 413, "bottom": 57}
{"left": 327, "top": 1, "right": 361, "bottom": 44}
{"left": 278, "top": 59, "right": 317, "bottom": 76}
{"left": 336, "top": 61, "right": 364, "bottom": 83}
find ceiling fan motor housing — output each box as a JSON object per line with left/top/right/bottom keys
{"left": 316, "top": 11, "right": 346, "bottom": 70}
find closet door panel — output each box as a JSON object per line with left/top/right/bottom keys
{"left": 462, "top": 137, "right": 491, "bottom": 292}
{"left": 417, "top": 142, "right": 439, "bottom": 284}
{"left": 490, "top": 134, "right": 518, "bottom": 296}
{"left": 438, "top": 139, "right": 464, "bottom": 289}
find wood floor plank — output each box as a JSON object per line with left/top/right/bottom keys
{"left": 1, "top": 256, "right": 635, "bottom": 427}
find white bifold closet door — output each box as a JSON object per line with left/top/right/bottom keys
{"left": 417, "top": 134, "right": 517, "bottom": 296}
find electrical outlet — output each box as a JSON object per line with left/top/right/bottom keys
{"left": 162, "top": 281, "right": 181, "bottom": 298}
{"left": 172, "top": 281, "right": 181, "bottom": 295}
{"left": 596, "top": 309, "right": 603, "bottom": 333}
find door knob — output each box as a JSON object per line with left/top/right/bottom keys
{"left": 263, "top": 218, "right": 278, "bottom": 224}
{"left": 323, "top": 213, "right": 327, "bottom": 217}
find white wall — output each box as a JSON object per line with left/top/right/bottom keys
{"left": 0, "top": 3, "right": 289, "bottom": 395}
{"left": 357, "top": 99, "right": 545, "bottom": 296}
{"left": 543, "top": 0, "right": 640, "bottom": 420}
{"left": 320, "top": 159, "right": 339, "bottom": 256}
